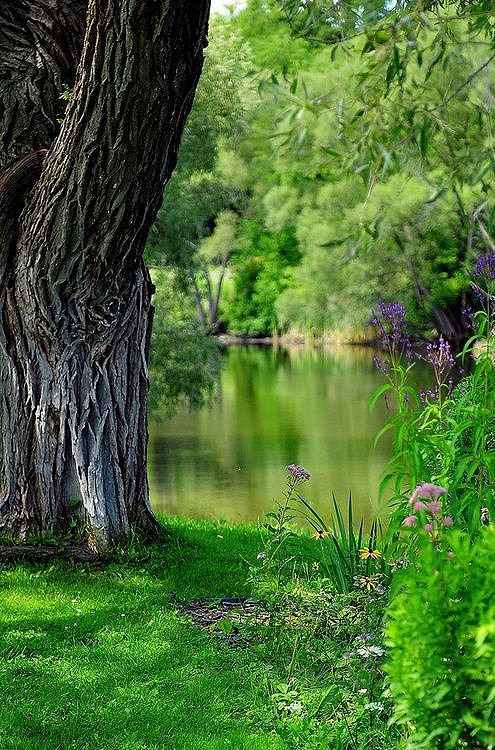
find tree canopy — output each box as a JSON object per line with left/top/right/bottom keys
{"left": 152, "top": 0, "right": 495, "bottom": 340}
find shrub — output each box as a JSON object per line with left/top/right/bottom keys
{"left": 385, "top": 527, "right": 495, "bottom": 749}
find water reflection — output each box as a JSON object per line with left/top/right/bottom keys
{"left": 148, "top": 344, "right": 401, "bottom": 526}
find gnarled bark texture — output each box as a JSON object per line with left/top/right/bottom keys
{"left": 0, "top": 0, "right": 211, "bottom": 548}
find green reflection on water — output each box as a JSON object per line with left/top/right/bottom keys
{"left": 148, "top": 344, "right": 405, "bottom": 527}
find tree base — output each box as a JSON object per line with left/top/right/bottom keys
{"left": 0, "top": 544, "right": 101, "bottom": 563}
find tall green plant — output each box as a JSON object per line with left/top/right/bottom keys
{"left": 299, "top": 493, "right": 386, "bottom": 594}
{"left": 261, "top": 465, "right": 387, "bottom": 595}
{"left": 371, "top": 273, "right": 495, "bottom": 539}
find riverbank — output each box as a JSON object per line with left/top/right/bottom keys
{"left": 0, "top": 517, "right": 399, "bottom": 750}
{"left": 216, "top": 328, "right": 379, "bottom": 347}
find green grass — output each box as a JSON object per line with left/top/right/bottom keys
{"left": 0, "top": 517, "right": 400, "bottom": 750}
{"left": 0, "top": 518, "right": 284, "bottom": 750}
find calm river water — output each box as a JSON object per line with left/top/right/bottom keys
{"left": 148, "top": 344, "right": 401, "bottom": 527}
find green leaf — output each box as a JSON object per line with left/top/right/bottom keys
{"left": 425, "top": 46, "right": 445, "bottom": 81}
{"left": 370, "top": 384, "right": 394, "bottom": 412}
{"left": 471, "top": 160, "right": 495, "bottom": 186}
{"left": 373, "top": 421, "right": 396, "bottom": 448}
{"left": 296, "top": 493, "right": 329, "bottom": 532}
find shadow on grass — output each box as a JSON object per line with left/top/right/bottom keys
{"left": 0, "top": 518, "right": 285, "bottom": 750}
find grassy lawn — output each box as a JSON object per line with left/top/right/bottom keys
{"left": 0, "top": 518, "right": 396, "bottom": 750}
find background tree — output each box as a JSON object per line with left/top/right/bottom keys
{"left": 265, "top": 0, "right": 495, "bottom": 338}
{"left": 0, "top": 0, "right": 210, "bottom": 548}
{"left": 197, "top": 0, "right": 495, "bottom": 340}
{"left": 147, "top": 15, "right": 253, "bottom": 333}
{"left": 148, "top": 271, "right": 219, "bottom": 416}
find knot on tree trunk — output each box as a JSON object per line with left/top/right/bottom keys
{"left": 0, "top": 149, "right": 48, "bottom": 218}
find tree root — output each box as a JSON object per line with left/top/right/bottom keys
{"left": 0, "top": 544, "right": 101, "bottom": 563}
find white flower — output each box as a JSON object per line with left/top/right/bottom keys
{"left": 356, "top": 645, "right": 385, "bottom": 658}
{"left": 358, "top": 688, "right": 368, "bottom": 694}
{"left": 283, "top": 701, "right": 303, "bottom": 714}
{"left": 364, "top": 701, "right": 384, "bottom": 712}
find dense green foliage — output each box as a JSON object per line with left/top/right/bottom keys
{"left": 223, "top": 222, "right": 300, "bottom": 335}
{"left": 149, "top": 271, "right": 219, "bottom": 415}
{"left": 386, "top": 529, "right": 495, "bottom": 748}
{"left": 147, "top": 16, "right": 254, "bottom": 334}
{"left": 363, "top": 288, "right": 495, "bottom": 747}
{"left": 146, "top": 0, "right": 495, "bottom": 340}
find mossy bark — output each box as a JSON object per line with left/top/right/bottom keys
{"left": 0, "top": 0, "right": 210, "bottom": 548}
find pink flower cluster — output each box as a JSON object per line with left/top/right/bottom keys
{"left": 403, "top": 483, "right": 453, "bottom": 533}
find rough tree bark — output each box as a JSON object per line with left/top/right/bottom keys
{"left": 0, "top": 0, "right": 211, "bottom": 549}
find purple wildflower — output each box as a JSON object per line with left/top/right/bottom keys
{"left": 423, "top": 523, "right": 434, "bottom": 533}
{"left": 428, "top": 500, "right": 442, "bottom": 515}
{"left": 370, "top": 301, "right": 412, "bottom": 359}
{"left": 420, "top": 388, "right": 439, "bottom": 406}
{"left": 473, "top": 253, "right": 495, "bottom": 281}
{"left": 373, "top": 354, "right": 390, "bottom": 374}
{"left": 481, "top": 507, "right": 490, "bottom": 525}
{"left": 461, "top": 305, "right": 475, "bottom": 331}
{"left": 442, "top": 516, "right": 454, "bottom": 527}
{"left": 472, "top": 281, "right": 488, "bottom": 306}
{"left": 420, "top": 336, "right": 456, "bottom": 400}
{"left": 286, "top": 464, "right": 311, "bottom": 484}
{"left": 424, "top": 336, "right": 455, "bottom": 375}
{"left": 403, "top": 515, "right": 418, "bottom": 527}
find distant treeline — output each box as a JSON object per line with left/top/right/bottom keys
{"left": 146, "top": 0, "right": 495, "bottom": 407}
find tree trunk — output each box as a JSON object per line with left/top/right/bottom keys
{"left": 0, "top": 0, "right": 211, "bottom": 548}
{"left": 191, "top": 274, "right": 208, "bottom": 332}
{"left": 209, "top": 253, "right": 230, "bottom": 332}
